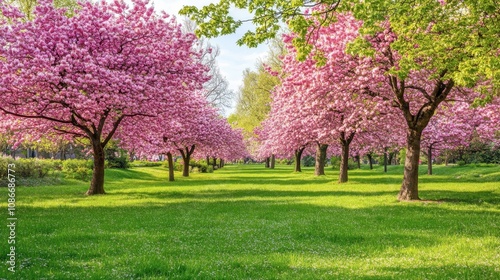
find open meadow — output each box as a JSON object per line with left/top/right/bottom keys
{"left": 1, "top": 164, "right": 500, "bottom": 279}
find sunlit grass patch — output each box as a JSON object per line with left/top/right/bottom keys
{"left": 1, "top": 163, "right": 499, "bottom": 279}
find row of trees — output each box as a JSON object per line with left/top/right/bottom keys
{"left": 0, "top": 0, "right": 248, "bottom": 194}
{"left": 193, "top": 1, "right": 500, "bottom": 201}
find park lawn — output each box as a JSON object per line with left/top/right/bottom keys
{"left": 1, "top": 164, "right": 500, "bottom": 279}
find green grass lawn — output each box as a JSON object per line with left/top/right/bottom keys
{"left": 1, "top": 164, "right": 500, "bottom": 279}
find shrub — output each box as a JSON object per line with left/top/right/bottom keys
{"left": 277, "top": 158, "right": 293, "bottom": 165}
{"left": 0, "top": 157, "right": 14, "bottom": 179}
{"left": 207, "top": 165, "right": 214, "bottom": 173}
{"left": 330, "top": 156, "right": 358, "bottom": 170}
{"left": 129, "top": 160, "right": 163, "bottom": 167}
{"left": 62, "top": 159, "right": 93, "bottom": 181}
{"left": 189, "top": 160, "right": 214, "bottom": 173}
{"left": 457, "top": 160, "right": 467, "bottom": 166}
{"left": 302, "top": 155, "right": 315, "bottom": 167}
{"left": 0, "top": 158, "right": 55, "bottom": 181}
{"left": 174, "top": 162, "right": 184, "bottom": 172}
{"left": 330, "top": 157, "right": 341, "bottom": 169}
{"left": 106, "top": 156, "right": 129, "bottom": 169}
{"left": 347, "top": 159, "right": 358, "bottom": 170}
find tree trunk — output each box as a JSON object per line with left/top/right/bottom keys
{"left": 427, "top": 145, "right": 433, "bottom": 175}
{"left": 86, "top": 139, "right": 106, "bottom": 195}
{"left": 294, "top": 148, "right": 304, "bottom": 172}
{"left": 206, "top": 156, "right": 210, "bottom": 166}
{"left": 167, "top": 152, "right": 175, "bottom": 182}
{"left": 383, "top": 147, "right": 388, "bottom": 173}
{"left": 270, "top": 154, "right": 275, "bottom": 169}
{"left": 398, "top": 129, "right": 423, "bottom": 201}
{"left": 388, "top": 152, "right": 394, "bottom": 165}
{"left": 265, "top": 157, "right": 270, "bottom": 168}
{"left": 339, "top": 141, "right": 349, "bottom": 183}
{"left": 179, "top": 145, "right": 195, "bottom": 177}
{"left": 367, "top": 153, "right": 373, "bottom": 170}
{"left": 339, "top": 132, "right": 354, "bottom": 183}
{"left": 355, "top": 154, "right": 361, "bottom": 169}
{"left": 315, "top": 143, "right": 328, "bottom": 176}
{"left": 219, "top": 158, "right": 223, "bottom": 169}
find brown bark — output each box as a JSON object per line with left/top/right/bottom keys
{"left": 387, "top": 69, "right": 454, "bottom": 201}
{"left": 265, "top": 157, "right": 270, "bottom": 168}
{"left": 270, "top": 154, "right": 275, "bottom": 169}
{"left": 355, "top": 154, "right": 361, "bottom": 169}
{"left": 213, "top": 157, "right": 217, "bottom": 168}
{"left": 398, "top": 129, "right": 423, "bottom": 201}
{"left": 383, "top": 147, "right": 388, "bottom": 173}
{"left": 86, "top": 138, "right": 106, "bottom": 195}
{"left": 339, "top": 132, "right": 354, "bottom": 183}
{"left": 179, "top": 145, "right": 195, "bottom": 177}
{"left": 167, "top": 152, "right": 175, "bottom": 182}
{"left": 339, "top": 143, "right": 349, "bottom": 183}
{"left": 314, "top": 143, "right": 328, "bottom": 176}
{"left": 294, "top": 147, "right": 305, "bottom": 172}
{"left": 367, "top": 153, "right": 373, "bottom": 170}
{"left": 388, "top": 152, "right": 394, "bottom": 165}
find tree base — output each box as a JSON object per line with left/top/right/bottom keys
{"left": 397, "top": 189, "right": 420, "bottom": 201}
{"left": 85, "top": 189, "right": 106, "bottom": 195}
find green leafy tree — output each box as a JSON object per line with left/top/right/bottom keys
{"left": 229, "top": 38, "right": 284, "bottom": 137}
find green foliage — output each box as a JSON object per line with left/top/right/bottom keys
{"left": 229, "top": 39, "right": 283, "bottom": 149}
{"left": 182, "top": 0, "right": 499, "bottom": 98}
{"left": 347, "top": 158, "right": 358, "bottom": 170}
{"left": 462, "top": 142, "right": 500, "bottom": 164}
{"left": 106, "top": 156, "right": 129, "bottom": 169}
{"left": 174, "top": 162, "right": 184, "bottom": 172}
{"left": 189, "top": 160, "right": 215, "bottom": 173}
{"left": 302, "top": 155, "right": 315, "bottom": 167}
{"left": 129, "top": 160, "right": 163, "bottom": 168}
{"left": 105, "top": 143, "right": 129, "bottom": 169}
{"left": 277, "top": 158, "right": 293, "bottom": 165}
{"left": 0, "top": 158, "right": 53, "bottom": 179}
{"left": 399, "top": 149, "right": 407, "bottom": 164}
{"left": 231, "top": 67, "right": 275, "bottom": 133}
{"left": 62, "top": 159, "right": 93, "bottom": 181}
{"left": 330, "top": 156, "right": 340, "bottom": 168}
{"left": 330, "top": 156, "right": 358, "bottom": 170}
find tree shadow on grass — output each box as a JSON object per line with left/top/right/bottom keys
{"left": 106, "top": 168, "right": 163, "bottom": 182}
{"left": 14, "top": 200, "right": 500, "bottom": 279}
{"left": 111, "top": 188, "right": 397, "bottom": 200}
{"left": 420, "top": 190, "right": 500, "bottom": 205}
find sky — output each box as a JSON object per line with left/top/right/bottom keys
{"left": 153, "top": 0, "right": 271, "bottom": 115}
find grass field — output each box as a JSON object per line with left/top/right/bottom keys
{"left": 1, "top": 163, "right": 500, "bottom": 279}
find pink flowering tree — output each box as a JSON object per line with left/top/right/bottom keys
{"left": 294, "top": 10, "right": 494, "bottom": 200}
{"left": 421, "top": 102, "right": 482, "bottom": 175}
{"left": 118, "top": 92, "right": 248, "bottom": 181}
{"left": 264, "top": 13, "right": 394, "bottom": 182}
{"left": 0, "top": 0, "right": 207, "bottom": 194}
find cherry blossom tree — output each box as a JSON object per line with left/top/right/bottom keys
{"left": 262, "top": 13, "right": 393, "bottom": 182}
{"left": 0, "top": 0, "right": 208, "bottom": 194}
{"left": 184, "top": 1, "right": 499, "bottom": 202}
{"left": 118, "top": 92, "right": 248, "bottom": 181}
